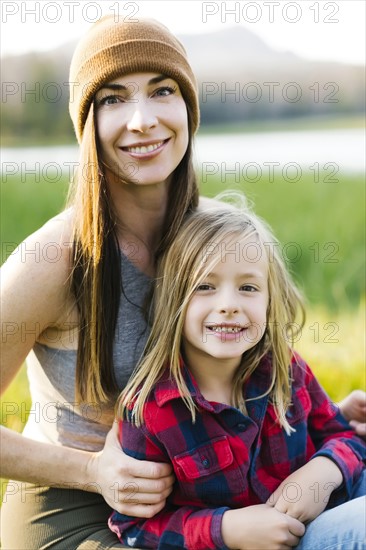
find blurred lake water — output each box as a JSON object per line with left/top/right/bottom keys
{"left": 1, "top": 128, "right": 365, "bottom": 176}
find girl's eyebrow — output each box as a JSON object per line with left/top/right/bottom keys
{"left": 99, "top": 74, "right": 169, "bottom": 92}
{"left": 240, "top": 272, "right": 266, "bottom": 279}
{"left": 207, "top": 270, "right": 265, "bottom": 278}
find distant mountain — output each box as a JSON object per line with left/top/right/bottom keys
{"left": 1, "top": 26, "right": 364, "bottom": 145}
{"left": 179, "top": 26, "right": 300, "bottom": 76}
{"left": 180, "top": 27, "right": 364, "bottom": 124}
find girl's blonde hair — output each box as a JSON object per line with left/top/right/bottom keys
{"left": 119, "top": 201, "right": 305, "bottom": 434}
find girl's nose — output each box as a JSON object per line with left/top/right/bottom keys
{"left": 126, "top": 102, "right": 158, "bottom": 133}
{"left": 217, "top": 291, "right": 239, "bottom": 315}
{"left": 218, "top": 305, "right": 239, "bottom": 315}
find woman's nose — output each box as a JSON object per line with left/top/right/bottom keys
{"left": 126, "top": 102, "right": 158, "bottom": 133}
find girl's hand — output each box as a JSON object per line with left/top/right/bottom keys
{"left": 338, "top": 390, "right": 366, "bottom": 438}
{"left": 222, "top": 504, "right": 305, "bottom": 549}
{"left": 266, "top": 457, "right": 343, "bottom": 524}
{"left": 86, "top": 421, "right": 175, "bottom": 517}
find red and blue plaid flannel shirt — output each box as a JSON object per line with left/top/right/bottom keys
{"left": 109, "top": 352, "right": 365, "bottom": 549}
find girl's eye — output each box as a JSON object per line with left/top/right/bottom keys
{"left": 154, "top": 86, "right": 177, "bottom": 97}
{"left": 240, "top": 285, "right": 257, "bottom": 292}
{"left": 195, "top": 283, "right": 213, "bottom": 291}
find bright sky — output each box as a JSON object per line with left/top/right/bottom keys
{"left": 0, "top": 0, "right": 365, "bottom": 65}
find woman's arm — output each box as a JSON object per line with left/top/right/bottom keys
{"left": 1, "top": 424, "right": 95, "bottom": 489}
{"left": 1, "top": 422, "right": 173, "bottom": 516}
{"left": 0, "top": 216, "right": 174, "bottom": 516}
{"left": 1, "top": 215, "right": 72, "bottom": 391}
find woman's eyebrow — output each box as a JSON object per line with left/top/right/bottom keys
{"left": 148, "top": 74, "right": 169, "bottom": 85}
{"left": 99, "top": 83, "right": 128, "bottom": 91}
{"left": 99, "top": 75, "right": 169, "bottom": 92}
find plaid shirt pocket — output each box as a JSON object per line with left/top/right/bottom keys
{"left": 173, "top": 435, "right": 246, "bottom": 505}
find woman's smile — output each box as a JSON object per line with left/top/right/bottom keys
{"left": 120, "top": 138, "right": 171, "bottom": 158}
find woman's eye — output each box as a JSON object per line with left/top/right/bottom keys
{"left": 154, "top": 86, "right": 177, "bottom": 97}
{"left": 98, "top": 95, "right": 123, "bottom": 106}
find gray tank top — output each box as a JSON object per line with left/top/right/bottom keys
{"left": 23, "top": 253, "right": 152, "bottom": 451}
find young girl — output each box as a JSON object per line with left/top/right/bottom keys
{"left": 109, "top": 206, "right": 365, "bottom": 549}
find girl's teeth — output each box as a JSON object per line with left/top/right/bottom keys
{"left": 127, "top": 141, "right": 163, "bottom": 154}
{"left": 210, "top": 326, "right": 242, "bottom": 333}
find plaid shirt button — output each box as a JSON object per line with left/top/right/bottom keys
{"left": 201, "top": 457, "right": 210, "bottom": 468}
{"left": 237, "top": 423, "right": 246, "bottom": 431}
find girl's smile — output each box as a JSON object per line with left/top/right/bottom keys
{"left": 205, "top": 322, "right": 249, "bottom": 340}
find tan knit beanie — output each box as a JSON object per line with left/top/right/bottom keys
{"left": 69, "top": 16, "right": 199, "bottom": 143}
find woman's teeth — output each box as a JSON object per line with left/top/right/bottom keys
{"left": 126, "top": 141, "right": 164, "bottom": 154}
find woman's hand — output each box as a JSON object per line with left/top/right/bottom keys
{"left": 221, "top": 504, "right": 305, "bottom": 549}
{"left": 86, "top": 421, "right": 175, "bottom": 517}
{"left": 338, "top": 390, "right": 366, "bottom": 437}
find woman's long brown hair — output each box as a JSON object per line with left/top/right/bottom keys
{"left": 67, "top": 102, "right": 199, "bottom": 403}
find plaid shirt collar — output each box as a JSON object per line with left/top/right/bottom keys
{"left": 154, "top": 355, "right": 273, "bottom": 422}
{"left": 153, "top": 359, "right": 216, "bottom": 411}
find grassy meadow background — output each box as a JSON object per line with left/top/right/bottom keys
{"left": 0, "top": 154, "right": 365, "bottom": 504}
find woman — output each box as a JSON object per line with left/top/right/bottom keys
{"left": 1, "top": 16, "right": 364, "bottom": 549}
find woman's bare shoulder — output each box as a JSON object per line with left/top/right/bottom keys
{"left": 1, "top": 209, "right": 75, "bottom": 294}
{"left": 36, "top": 208, "right": 74, "bottom": 246}
{"left": 5, "top": 208, "right": 73, "bottom": 260}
